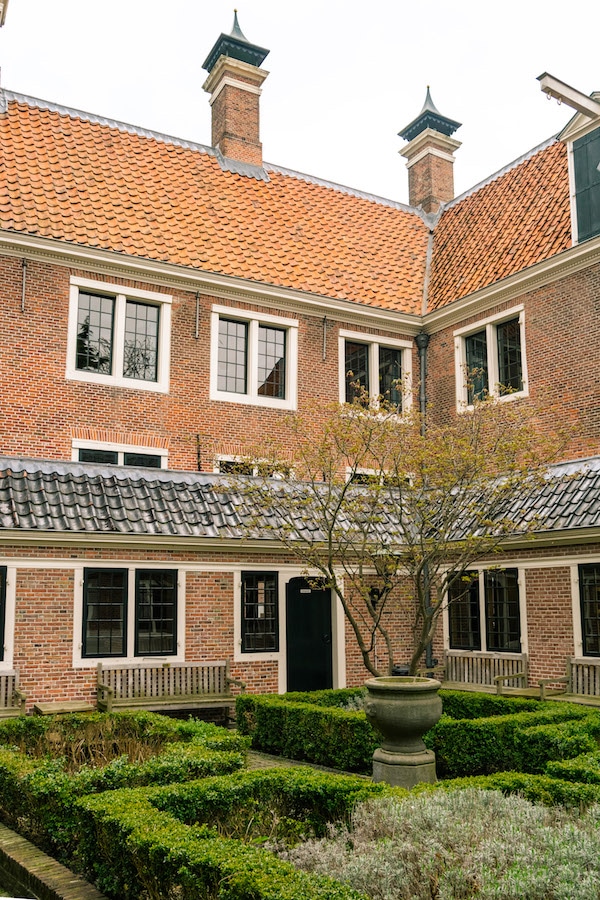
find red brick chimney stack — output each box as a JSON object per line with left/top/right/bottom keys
{"left": 399, "top": 88, "right": 462, "bottom": 213}
{"left": 202, "top": 12, "right": 270, "bottom": 167}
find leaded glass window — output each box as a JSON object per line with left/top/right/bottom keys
{"left": 465, "top": 329, "right": 488, "bottom": 404}
{"left": 448, "top": 573, "right": 481, "bottom": 651}
{"left": 258, "top": 326, "right": 286, "bottom": 398}
{"left": 497, "top": 318, "right": 523, "bottom": 395}
{"left": 218, "top": 318, "right": 247, "bottom": 394}
{"left": 484, "top": 569, "right": 521, "bottom": 653}
{"left": 135, "top": 570, "right": 177, "bottom": 656}
{"left": 241, "top": 572, "right": 279, "bottom": 652}
{"left": 124, "top": 300, "right": 159, "bottom": 382}
{"left": 345, "top": 341, "right": 369, "bottom": 403}
{"left": 76, "top": 293, "right": 114, "bottom": 374}
{"left": 83, "top": 568, "right": 127, "bottom": 657}
{"left": 580, "top": 564, "right": 600, "bottom": 657}
{"left": 379, "top": 346, "right": 402, "bottom": 409}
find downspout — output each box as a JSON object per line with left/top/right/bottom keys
{"left": 415, "top": 330, "right": 434, "bottom": 669}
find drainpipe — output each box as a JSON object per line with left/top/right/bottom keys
{"left": 415, "top": 332, "right": 434, "bottom": 669}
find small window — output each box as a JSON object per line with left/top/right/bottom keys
{"left": 339, "top": 330, "right": 412, "bottom": 411}
{"left": 573, "top": 126, "right": 600, "bottom": 243}
{"left": 241, "top": 572, "right": 279, "bottom": 652}
{"left": 579, "top": 563, "right": 600, "bottom": 657}
{"left": 211, "top": 306, "right": 298, "bottom": 409}
{"left": 447, "top": 569, "right": 521, "bottom": 654}
{"left": 75, "top": 445, "right": 166, "bottom": 468}
{"left": 68, "top": 277, "right": 171, "bottom": 393}
{"left": 82, "top": 567, "right": 178, "bottom": 659}
{"left": 217, "top": 458, "right": 289, "bottom": 478}
{"left": 455, "top": 308, "right": 527, "bottom": 408}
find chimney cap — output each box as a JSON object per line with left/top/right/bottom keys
{"left": 399, "top": 87, "right": 462, "bottom": 142}
{"left": 202, "top": 11, "right": 270, "bottom": 74}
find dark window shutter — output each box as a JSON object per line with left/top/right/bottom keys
{"left": 574, "top": 127, "right": 600, "bottom": 243}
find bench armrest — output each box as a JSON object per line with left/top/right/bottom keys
{"left": 96, "top": 681, "right": 115, "bottom": 711}
{"left": 493, "top": 671, "right": 527, "bottom": 695}
{"left": 538, "top": 675, "right": 570, "bottom": 701}
{"left": 13, "top": 688, "right": 27, "bottom": 714}
{"left": 227, "top": 676, "right": 246, "bottom": 693}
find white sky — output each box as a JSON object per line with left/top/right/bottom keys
{"left": 0, "top": 0, "right": 597, "bottom": 205}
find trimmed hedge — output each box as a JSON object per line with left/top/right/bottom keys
{"left": 0, "top": 711, "right": 248, "bottom": 859}
{"left": 546, "top": 750, "right": 600, "bottom": 784}
{"left": 426, "top": 704, "right": 598, "bottom": 777}
{"left": 421, "top": 771, "right": 600, "bottom": 807}
{"left": 236, "top": 694, "right": 378, "bottom": 772}
{"left": 438, "top": 689, "right": 540, "bottom": 719}
{"left": 77, "top": 769, "right": 394, "bottom": 899}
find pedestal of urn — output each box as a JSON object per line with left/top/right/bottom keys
{"left": 364, "top": 676, "right": 442, "bottom": 789}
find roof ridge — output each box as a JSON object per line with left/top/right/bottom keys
{"left": 0, "top": 88, "right": 218, "bottom": 157}
{"left": 443, "top": 135, "right": 559, "bottom": 210}
{"left": 266, "top": 162, "right": 429, "bottom": 218}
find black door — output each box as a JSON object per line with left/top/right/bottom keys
{"left": 286, "top": 577, "right": 333, "bottom": 691}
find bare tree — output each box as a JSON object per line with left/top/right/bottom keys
{"left": 227, "top": 396, "right": 568, "bottom": 677}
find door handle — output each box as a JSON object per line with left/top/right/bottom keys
{"left": 322, "top": 634, "right": 331, "bottom": 644}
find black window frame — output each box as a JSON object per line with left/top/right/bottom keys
{"left": 241, "top": 571, "right": 279, "bottom": 653}
{"left": 134, "top": 569, "right": 178, "bottom": 657}
{"left": 448, "top": 572, "right": 481, "bottom": 651}
{"left": 484, "top": 569, "right": 521, "bottom": 653}
{"left": 579, "top": 563, "right": 600, "bottom": 657}
{"left": 573, "top": 126, "right": 600, "bottom": 244}
{"left": 0, "top": 567, "right": 6, "bottom": 663}
{"left": 82, "top": 567, "right": 178, "bottom": 659}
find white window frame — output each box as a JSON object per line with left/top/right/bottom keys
{"left": 71, "top": 439, "right": 168, "bottom": 469}
{"left": 72, "top": 564, "right": 185, "bottom": 667}
{"left": 0, "top": 566, "right": 16, "bottom": 672}
{"left": 453, "top": 305, "right": 528, "bottom": 410}
{"left": 210, "top": 305, "right": 298, "bottom": 409}
{"left": 66, "top": 276, "right": 172, "bottom": 393}
{"left": 442, "top": 567, "right": 528, "bottom": 655}
{"left": 338, "top": 330, "right": 413, "bottom": 410}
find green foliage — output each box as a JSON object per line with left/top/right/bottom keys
{"left": 429, "top": 772, "right": 600, "bottom": 808}
{"left": 438, "top": 689, "right": 540, "bottom": 719}
{"left": 77, "top": 771, "right": 386, "bottom": 899}
{"left": 546, "top": 750, "right": 600, "bottom": 784}
{"left": 279, "top": 789, "right": 600, "bottom": 899}
{"left": 0, "top": 712, "right": 248, "bottom": 860}
{"left": 236, "top": 694, "right": 378, "bottom": 772}
{"left": 425, "top": 703, "right": 596, "bottom": 777}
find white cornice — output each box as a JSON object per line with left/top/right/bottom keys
{"left": 207, "top": 75, "right": 263, "bottom": 106}
{"left": 400, "top": 128, "right": 461, "bottom": 163}
{"left": 0, "top": 230, "right": 422, "bottom": 333}
{"left": 403, "top": 146, "right": 457, "bottom": 169}
{"left": 0, "top": 529, "right": 288, "bottom": 552}
{"left": 425, "top": 234, "right": 600, "bottom": 332}
{"left": 202, "top": 56, "right": 269, "bottom": 96}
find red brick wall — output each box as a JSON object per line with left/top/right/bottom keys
{"left": 525, "top": 567, "right": 574, "bottom": 684}
{"left": 409, "top": 152, "right": 455, "bottom": 213}
{"left": 211, "top": 81, "right": 262, "bottom": 166}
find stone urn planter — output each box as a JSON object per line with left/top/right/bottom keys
{"left": 364, "top": 675, "right": 442, "bottom": 788}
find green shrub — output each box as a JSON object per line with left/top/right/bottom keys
{"left": 438, "top": 689, "right": 540, "bottom": 719}
{"left": 77, "top": 770, "right": 389, "bottom": 899}
{"left": 425, "top": 704, "right": 595, "bottom": 777}
{"left": 515, "top": 717, "right": 600, "bottom": 773}
{"left": 546, "top": 750, "right": 600, "bottom": 784}
{"left": 237, "top": 695, "right": 378, "bottom": 772}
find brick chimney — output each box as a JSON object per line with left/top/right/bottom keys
{"left": 202, "top": 12, "right": 269, "bottom": 167}
{"left": 399, "top": 88, "right": 462, "bottom": 213}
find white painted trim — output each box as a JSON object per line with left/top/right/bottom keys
{"left": 338, "top": 329, "right": 413, "bottom": 409}
{"left": 72, "top": 565, "right": 185, "bottom": 669}
{"left": 571, "top": 563, "right": 584, "bottom": 658}
{"left": 404, "top": 146, "right": 457, "bottom": 169}
{"left": 0, "top": 567, "right": 16, "bottom": 671}
{"left": 454, "top": 305, "right": 528, "bottom": 409}
{"left": 567, "top": 140, "right": 579, "bottom": 245}
{"left": 66, "top": 277, "right": 172, "bottom": 394}
{"left": 208, "top": 76, "right": 262, "bottom": 105}
{"left": 71, "top": 439, "right": 168, "bottom": 468}
{"left": 209, "top": 305, "right": 298, "bottom": 410}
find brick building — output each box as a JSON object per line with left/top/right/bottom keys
{"left": 0, "top": 15, "right": 599, "bottom": 707}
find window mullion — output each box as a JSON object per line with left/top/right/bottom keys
{"left": 127, "top": 569, "right": 135, "bottom": 658}
{"left": 247, "top": 320, "right": 258, "bottom": 398}
{"left": 113, "top": 294, "right": 126, "bottom": 379}
{"left": 369, "top": 342, "right": 378, "bottom": 403}
{"left": 486, "top": 323, "right": 498, "bottom": 397}
{"left": 479, "top": 571, "right": 486, "bottom": 652}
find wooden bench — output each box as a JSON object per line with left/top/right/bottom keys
{"left": 540, "top": 658, "right": 600, "bottom": 705}
{"left": 96, "top": 660, "right": 245, "bottom": 720}
{"left": 33, "top": 700, "right": 95, "bottom": 716}
{"left": 0, "top": 670, "right": 26, "bottom": 717}
{"left": 443, "top": 651, "right": 530, "bottom": 695}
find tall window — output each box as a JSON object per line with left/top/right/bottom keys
{"left": 448, "top": 569, "right": 521, "bottom": 653}
{"left": 241, "top": 572, "right": 279, "bottom": 652}
{"left": 68, "top": 277, "right": 171, "bottom": 393}
{"left": 211, "top": 307, "right": 298, "bottom": 409}
{"left": 455, "top": 308, "right": 527, "bottom": 408}
{"left": 82, "top": 568, "right": 177, "bottom": 658}
{"left": 339, "top": 330, "right": 412, "bottom": 411}
{"left": 573, "top": 126, "right": 600, "bottom": 243}
{"left": 0, "top": 567, "right": 6, "bottom": 663}
{"left": 580, "top": 564, "right": 600, "bottom": 657}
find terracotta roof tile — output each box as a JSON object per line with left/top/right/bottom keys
{"left": 428, "top": 140, "right": 571, "bottom": 309}
{"left": 0, "top": 97, "right": 428, "bottom": 314}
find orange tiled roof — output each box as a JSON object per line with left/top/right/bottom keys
{"left": 0, "top": 95, "right": 429, "bottom": 314}
{"left": 428, "top": 140, "right": 572, "bottom": 310}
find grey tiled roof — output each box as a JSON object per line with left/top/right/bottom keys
{"left": 0, "top": 455, "right": 598, "bottom": 541}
